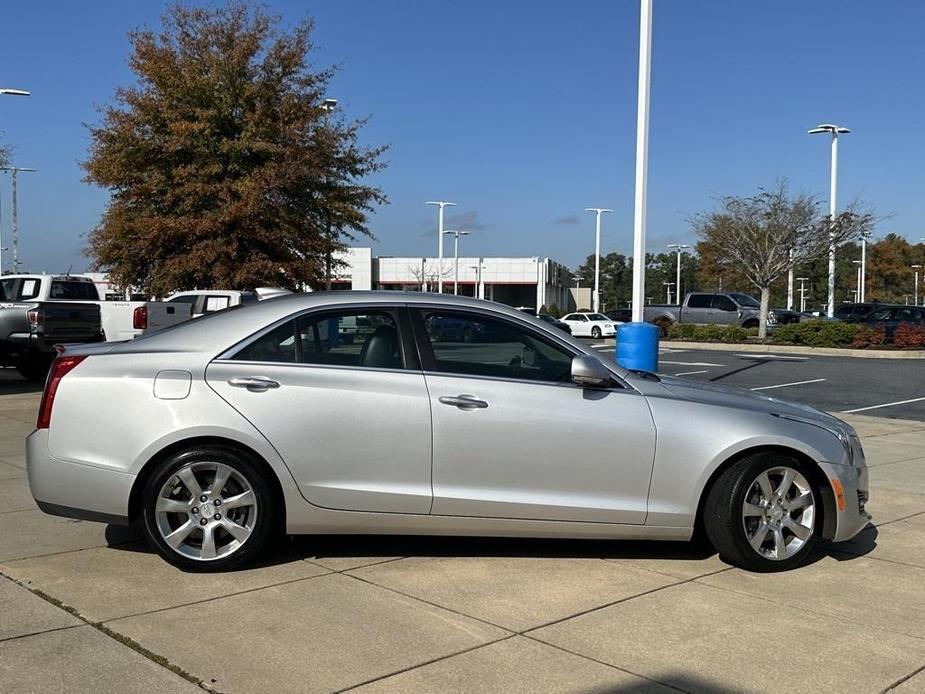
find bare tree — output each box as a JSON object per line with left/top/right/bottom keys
{"left": 408, "top": 260, "right": 453, "bottom": 291}
{"left": 691, "top": 181, "right": 873, "bottom": 338}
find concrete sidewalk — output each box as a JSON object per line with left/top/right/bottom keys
{"left": 1, "top": 389, "right": 924, "bottom": 693}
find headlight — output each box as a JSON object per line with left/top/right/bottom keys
{"left": 771, "top": 413, "right": 857, "bottom": 465}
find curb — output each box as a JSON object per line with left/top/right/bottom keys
{"left": 662, "top": 341, "right": 925, "bottom": 359}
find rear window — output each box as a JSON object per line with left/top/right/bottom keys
{"left": 50, "top": 281, "right": 99, "bottom": 300}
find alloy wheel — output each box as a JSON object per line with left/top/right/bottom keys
{"left": 741, "top": 466, "right": 815, "bottom": 561}
{"left": 154, "top": 461, "right": 258, "bottom": 561}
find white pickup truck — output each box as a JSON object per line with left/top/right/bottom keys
{"left": 0, "top": 275, "right": 192, "bottom": 342}
{"left": 164, "top": 289, "right": 260, "bottom": 318}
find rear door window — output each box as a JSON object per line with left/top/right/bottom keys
{"left": 686, "top": 294, "right": 712, "bottom": 309}
{"left": 18, "top": 278, "right": 41, "bottom": 300}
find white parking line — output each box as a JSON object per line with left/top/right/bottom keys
{"left": 660, "top": 360, "right": 724, "bottom": 367}
{"left": 750, "top": 378, "right": 826, "bottom": 391}
{"left": 736, "top": 354, "right": 808, "bottom": 361}
{"left": 674, "top": 370, "right": 707, "bottom": 376}
{"left": 841, "top": 396, "right": 925, "bottom": 414}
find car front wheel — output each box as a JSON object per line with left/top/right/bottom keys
{"left": 703, "top": 452, "right": 821, "bottom": 572}
{"left": 141, "top": 446, "right": 275, "bottom": 572}
{"left": 591, "top": 326, "right": 602, "bottom": 339}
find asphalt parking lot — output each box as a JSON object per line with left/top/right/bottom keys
{"left": 588, "top": 341, "right": 925, "bottom": 421}
{"left": 2, "top": 367, "right": 925, "bottom": 693}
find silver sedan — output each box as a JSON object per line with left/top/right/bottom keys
{"left": 27, "top": 293, "right": 870, "bottom": 572}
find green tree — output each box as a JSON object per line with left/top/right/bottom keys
{"left": 692, "top": 181, "right": 873, "bottom": 338}
{"left": 83, "top": 3, "right": 387, "bottom": 295}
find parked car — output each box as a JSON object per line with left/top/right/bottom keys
{"left": 604, "top": 308, "right": 632, "bottom": 323}
{"left": 0, "top": 276, "right": 103, "bottom": 380}
{"left": 560, "top": 312, "right": 619, "bottom": 338}
{"left": 645, "top": 292, "right": 763, "bottom": 334}
{"left": 28, "top": 293, "right": 869, "bottom": 573}
{"left": 517, "top": 308, "right": 571, "bottom": 334}
{"left": 835, "top": 302, "right": 890, "bottom": 322}
{"left": 1, "top": 274, "right": 191, "bottom": 343}
{"left": 853, "top": 305, "right": 925, "bottom": 341}
{"left": 166, "top": 290, "right": 260, "bottom": 318}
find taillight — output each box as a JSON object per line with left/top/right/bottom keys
{"left": 133, "top": 306, "right": 148, "bottom": 330}
{"left": 27, "top": 308, "right": 44, "bottom": 331}
{"left": 36, "top": 355, "right": 87, "bottom": 429}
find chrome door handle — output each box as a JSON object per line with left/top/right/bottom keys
{"left": 439, "top": 394, "right": 489, "bottom": 410}
{"left": 228, "top": 377, "right": 281, "bottom": 392}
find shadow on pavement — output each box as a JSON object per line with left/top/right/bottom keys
{"left": 0, "top": 368, "right": 43, "bottom": 395}
{"left": 583, "top": 672, "right": 742, "bottom": 693}
{"left": 103, "top": 521, "right": 878, "bottom": 571}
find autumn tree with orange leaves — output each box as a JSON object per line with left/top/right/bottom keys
{"left": 84, "top": 3, "right": 387, "bottom": 295}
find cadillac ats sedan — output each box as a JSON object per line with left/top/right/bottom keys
{"left": 27, "top": 293, "right": 870, "bottom": 573}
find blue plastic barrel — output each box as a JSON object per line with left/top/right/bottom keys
{"left": 616, "top": 322, "right": 659, "bottom": 372}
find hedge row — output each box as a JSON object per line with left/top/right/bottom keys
{"left": 665, "top": 320, "right": 925, "bottom": 349}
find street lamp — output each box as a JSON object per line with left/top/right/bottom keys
{"left": 663, "top": 281, "right": 675, "bottom": 304}
{"left": 666, "top": 243, "right": 690, "bottom": 304}
{"left": 426, "top": 201, "right": 456, "bottom": 293}
{"left": 631, "top": 0, "right": 653, "bottom": 323}
{"left": 0, "top": 166, "right": 36, "bottom": 272}
{"left": 797, "top": 277, "right": 809, "bottom": 313}
{"left": 808, "top": 123, "right": 850, "bottom": 318}
{"left": 0, "top": 89, "right": 30, "bottom": 97}
{"left": 585, "top": 208, "right": 612, "bottom": 313}
{"left": 320, "top": 98, "right": 338, "bottom": 290}
{"left": 913, "top": 265, "right": 922, "bottom": 307}
{"left": 470, "top": 262, "right": 486, "bottom": 300}
{"left": 853, "top": 260, "right": 862, "bottom": 304}
{"left": 442, "top": 229, "right": 471, "bottom": 295}
{"left": 860, "top": 230, "right": 871, "bottom": 303}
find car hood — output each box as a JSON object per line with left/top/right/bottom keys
{"left": 652, "top": 375, "right": 851, "bottom": 432}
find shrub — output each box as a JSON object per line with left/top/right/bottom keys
{"left": 538, "top": 304, "right": 548, "bottom": 315}
{"left": 772, "top": 320, "right": 859, "bottom": 348}
{"left": 893, "top": 322, "right": 925, "bottom": 349}
{"left": 547, "top": 303, "right": 561, "bottom": 318}
{"left": 851, "top": 324, "right": 886, "bottom": 349}
{"left": 666, "top": 323, "right": 750, "bottom": 343}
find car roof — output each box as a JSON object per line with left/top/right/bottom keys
{"left": 110, "top": 291, "right": 617, "bottom": 364}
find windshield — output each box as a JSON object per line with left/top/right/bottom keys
{"left": 729, "top": 293, "right": 760, "bottom": 308}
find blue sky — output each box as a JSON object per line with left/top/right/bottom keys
{"left": 1, "top": 0, "right": 923, "bottom": 273}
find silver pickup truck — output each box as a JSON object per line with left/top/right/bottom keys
{"left": 0, "top": 276, "right": 104, "bottom": 380}
{"left": 645, "top": 292, "right": 763, "bottom": 333}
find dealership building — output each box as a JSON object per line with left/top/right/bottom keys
{"left": 330, "top": 248, "right": 579, "bottom": 311}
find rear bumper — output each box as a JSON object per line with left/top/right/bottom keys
{"left": 26, "top": 429, "right": 133, "bottom": 525}
{"left": 819, "top": 460, "right": 871, "bottom": 542}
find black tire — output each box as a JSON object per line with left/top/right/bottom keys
{"left": 17, "top": 354, "right": 52, "bottom": 383}
{"left": 141, "top": 445, "right": 276, "bottom": 572}
{"left": 702, "top": 452, "right": 821, "bottom": 572}
{"left": 591, "top": 326, "right": 602, "bottom": 339}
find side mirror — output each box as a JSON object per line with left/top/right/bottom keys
{"left": 571, "top": 355, "right": 614, "bottom": 388}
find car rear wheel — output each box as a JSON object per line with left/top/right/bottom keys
{"left": 591, "top": 326, "right": 602, "bottom": 339}
{"left": 703, "top": 452, "right": 820, "bottom": 572}
{"left": 141, "top": 446, "right": 275, "bottom": 572}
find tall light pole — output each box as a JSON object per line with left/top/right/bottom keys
{"left": 797, "top": 277, "right": 809, "bottom": 313}
{"left": 663, "top": 282, "right": 674, "bottom": 304}
{"left": 426, "top": 201, "right": 456, "bottom": 293}
{"left": 320, "top": 98, "right": 338, "bottom": 290}
{"left": 630, "top": 0, "right": 653, "bottom": 324}
{"left": 786, "top": 248, "right": 795, "bottom": 310}
{"left": 585, "top": 208, "right": 612, "bottom": 313}
{"left": 860, "top": 230, "right": 871, "bottom": 303}
{"left": 443, "top": 229, "right": 470, "bottom": 295}
{"left": 913, "top": 265, "right": 922, "bottom": 307}
{"left": 0, "top": 89, "right": 30, "bottom": 97}
{"left": 853, "top": 259, "right": 862, "bottom": 304}
{"left": 808, "top": 123, "right": 850, "bottom": 318}
{"left": 470, "top": 262, "right": 486, "bottom": 300}
{"left": 666, "top": 243, "right": 690, "bottom": 304}
{"left": 0, "top": 167, "right": 36, "bottom": 272}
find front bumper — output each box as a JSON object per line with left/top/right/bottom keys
{"left": 819, "top": 459, "right": 871, "bottom": 542}
{"left": 26, "top": 429, "right": 133, "bottom": 524}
